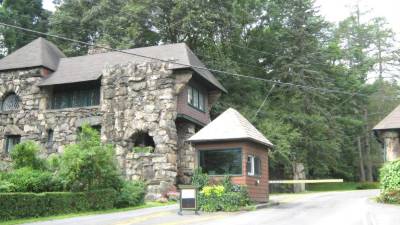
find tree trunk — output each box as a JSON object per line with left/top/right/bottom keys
{"left": 364, "top": 109, "right": 374, "bottom": 182}
{"left": 358, "top": 136, "right": 366, "bottom": 182}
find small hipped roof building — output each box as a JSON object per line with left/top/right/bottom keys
{"left": 373, "top": 105, "right": 400, "bottom": 161}
{"left": 189, "top": 108, "right": 272, "bottom": 202}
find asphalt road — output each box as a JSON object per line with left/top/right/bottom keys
{"left": 25, "top": 190, "right": 400, "bottom": 225}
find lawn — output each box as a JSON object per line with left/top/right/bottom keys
{"left": 306, "top": 182, "right": 379, "bottom": 192}
{"left": 0, "top": 201, "right": 177, "bottom": 225}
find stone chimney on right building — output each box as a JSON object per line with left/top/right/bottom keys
{"left": 373, "top": 105, "right": 400, "bottom": 161}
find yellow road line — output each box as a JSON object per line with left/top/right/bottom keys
{"left": 156, "top": 214, "right": 228, "bottom": 225}
{"left": 112, "top": 211, "right": 174, "bottom": 225}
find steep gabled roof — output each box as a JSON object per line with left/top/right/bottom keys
{"left": 373, "top": 105, "right": 400, "bottom": 130}
{"left": 0, "top": 37, "right": 65, "bottom": 71}
{"left": 188, "top": 108, "right": 273, "bottom": 147}
{"left": 39, "top": 43, "right": 226, "bottom": 92}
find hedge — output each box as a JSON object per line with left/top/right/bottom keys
{"left": 0, "top": 189, "right": 117, "bottom": 221}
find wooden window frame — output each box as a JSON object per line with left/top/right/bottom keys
{"left": 187, "top": 86, "right": 206, "bottom": 112}
{"left": 5, "top": 135, "right": 21, "bottom": 154}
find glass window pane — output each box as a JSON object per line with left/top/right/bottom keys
{"left": 199, "top": 92, "right": 204, "bottom": 111}
{"left": 187, "top": 87, "right": 193, "bottom": 104}
{"left": 199, "top": 149, "right": 242, "bottom": 175}
{"left": 5, "top": 136, "right": 21, "bottom": 153}
{"left": 51, "top": 83, "right": 100, "bottom": 109}
{"left": 193, "top": 89, "right": 199, "bottom": 108}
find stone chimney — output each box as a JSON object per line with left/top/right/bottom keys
{"left": 87, "top": 43, "right": 112, "bottom": 55}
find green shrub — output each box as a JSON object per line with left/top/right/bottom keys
{"left": 58, "top": 124, "right": 123, "bottom": 191}
{"left": 191, "top": 168, "right": 209, "bottom": 189}
{"left": 115, "top": 181, "right": 146, "bottom": 208}
{"left": 10, "top": 141, "right": 45, "bottom": 170}
{"left": 378, "top": 189, "right": 400, "bottom": 204}
{"left": 4, "top": 167, "right": 63, "bottom": 192}
{"left": 198, "top": 184, "right": 250, "bottom": 212}
{"left": 0, "top": 189, "right": 117, "bottom": 221}
{"left": 0, "top": 180, "right": 16, "bottom": 193}
{"left": 380, "top": 160, "right": 400, "bottom": 191}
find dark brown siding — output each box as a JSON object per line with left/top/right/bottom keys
{"left": 177, "top": 81, "right": 210, "bottom": 125}
{"left": 193, "top": 141, "right": 269, "bottom": 202}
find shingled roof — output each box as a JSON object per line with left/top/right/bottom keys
{"left": 38, "top": 43, "right": 226, "bottom": 92}
{"left": 0, "top": 37, "right": 65, "bottom": 71}
{"left": 188, "top": 108, "right": 273, "bottom": 147}
{"left": 373, "top": 105, "right": 400, "bottom": 130}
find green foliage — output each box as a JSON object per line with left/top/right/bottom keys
{"left": 10, "top": 141, "right": 45, "bottom": 170}
{"left": 115, "top": 181, "right": 147, "bottom": 208}
{"left": 380, "top": 160, "right": 400, "bottom": 191}
{"left": 4, "top": 167, "right": 62, "bottom": 193}
{"left": 58, "top": 124, "right": 122, "bottom": 191}
{"left": 0, "top": 0, "right": 50, "bottom": 56}
{"left": 198, "top": 179, "right": 250, "bottom": 212}
{"left": 132, "top": 146, "right": 153, "bottom": 154}
{"left": 378, "top": 190, "right": 400, "bottom": 204}
{"left": 0, "top": 180, "right": 16, "bottom": 193}
{"left": 191, "top": 168, "right": 209, "bottom": 189}
{"left": 0, "top": 189, "right": 117, "bottom": 221}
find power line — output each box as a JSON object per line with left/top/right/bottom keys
{"left": 1, "top": 21, "right": 400, "bottom": 101}
{"left": 252, "top": 84, "right": 276, "bottom": 120}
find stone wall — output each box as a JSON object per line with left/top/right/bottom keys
{"left": 176, "top": 121, "right": 196, "bottom": 184}
{"left": 0, "top": 62, "right": 199, "bottom": 199}
{"left": 101, "top": 61, "right": 187, "bottom": 199}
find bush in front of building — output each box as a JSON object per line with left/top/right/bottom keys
{"left": 0, "top": 189, "right": 117, "bottom": 221}
{"left": 10, "top": 141, "right": 46, "bottom": 170}
{"left": 194, "top": 173, "right": 251, "bottom": 212}
{"left": 57, "top": 124, "right": 123, "bottom": 192}
{"left": 379, "top": 160, "right": 400, "bottom": 204}
{"left": 114, "top": 180, "right": 147, "bottom": 208}
{"left": 2, "top": 167, "right": 63, "bottom": 192}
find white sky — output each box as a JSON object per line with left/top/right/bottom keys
{"left": 43, "top": 0, "right": 400, "bottom": 35}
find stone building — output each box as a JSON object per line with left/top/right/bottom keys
{"left": 0, "top": 38, "right": 226, "bottom": 198}
{"left": 373, "top": 105, "right": 400, "bottom": 161}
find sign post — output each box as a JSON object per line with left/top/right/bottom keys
{"left": 178, "top": 185, "right": 198, "bottom": 215}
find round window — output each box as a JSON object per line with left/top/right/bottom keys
{"left": 2, "top": 93, "right": 20, "bottom": 111}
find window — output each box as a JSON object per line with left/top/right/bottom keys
{"left": 247, "top": 155, "right": 261, "bottom": 176}
{"left": 133, "top": 132, "right": 155, "bottom": 148}
{"left": 199, "top": 149, "right": 242, "bottom": 175}
{"left": 51, "top": 82, "right": 100, "bottom": 109}
{"left": 5, "top": 135, "right": 21, "bottom": 153}
{"left": 187, "top": 86, "right": 205, "bottom": 111}
{"left": 47, "top": 129, "right": 54, "bottom": 147}
{"left": 2, "top": 93, "right": 20, "bottom": 111}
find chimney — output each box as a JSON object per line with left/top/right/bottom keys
{"left": 87, "top": 43, "right": 112, "bottom": 55}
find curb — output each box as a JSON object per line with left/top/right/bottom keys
{"left": 255, "top": 200, "right": 279, "bottom": 209}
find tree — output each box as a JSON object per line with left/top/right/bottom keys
{"left": 0, "top": 0, "right": 50, "bottom": 57}
{"left": 58, "top": 124, "right": 122, "bottom": 191}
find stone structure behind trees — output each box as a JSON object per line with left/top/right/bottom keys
{"left": 0, "top": 38, "right": 226, "bottom": 199}
{"left": 373, "top": 105, "right": 400, "bottom": 162}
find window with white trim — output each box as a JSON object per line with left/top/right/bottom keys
{"left": 247, "top": 155, "right": 261, "bottom": 176}
{"left": 187, "top": 86, "right": 205, "bottom": 111}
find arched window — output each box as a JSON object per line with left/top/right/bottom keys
{"left": 2, "top": 93, "right": 20, "bottom": 111}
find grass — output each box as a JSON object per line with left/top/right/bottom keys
{"left": 306, "top": 182, "right": 379, "bottom": 192}
{"left": 0, "top": 201, "right": 177, "bottom": 225}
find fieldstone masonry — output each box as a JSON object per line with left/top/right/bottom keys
{"left": 0, "top": 61, "right": 198, "bottom": 199}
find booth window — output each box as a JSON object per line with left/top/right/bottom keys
{"left": 247, "top": 155, "right": 261, "bottom": 176}
{"left": 199, "top": 149, "right": 242, "bottom": 175}
{"left": 5, "top": 135, "right": 21, "bottom": 153}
